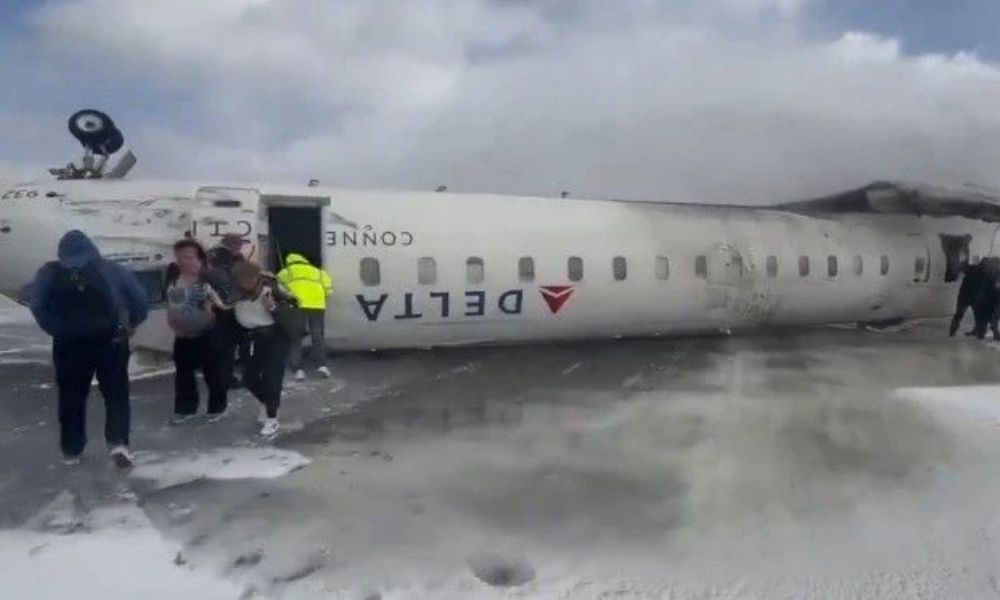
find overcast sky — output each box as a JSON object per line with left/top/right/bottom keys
{"left": 2, "top": 0, "right": 1000, "bottom": 203}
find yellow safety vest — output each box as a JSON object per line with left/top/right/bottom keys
{"left": 276, "top": 253, "right": 333, "bottom": 310}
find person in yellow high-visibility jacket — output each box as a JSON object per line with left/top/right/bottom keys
{"left": 276, "top": 253, "right": 333, "bottom": 380}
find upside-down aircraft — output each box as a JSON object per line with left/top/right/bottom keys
{"left": 1, "top": 110, "right": 997, "bottom": 351}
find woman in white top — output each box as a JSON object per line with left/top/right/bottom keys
{"left": 165, "top": 239, "right": 229, "bottom": 424}
{"left": 231, "top": 260, "right": 294, "bottom": 436}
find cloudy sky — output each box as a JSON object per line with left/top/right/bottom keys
{"left": 2, "top": 0, "right": 1000, "bottom": 203}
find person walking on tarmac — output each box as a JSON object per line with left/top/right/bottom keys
{"left": 166, "top": 239, "right": 230, "bottom": 424}
{"left": 232, "top": 261, "right": 295, "bottom": 437}
{"left": 204, "top": 234, "right": 247, "bottom": 390}
{"left": 950, "top": 257, "right": 1000, "bottom": 340}
{"left": 277, "top": 253, "right": 333, "bottom": 381}
{"left": 29, "top": 230, "right": 149, "bottom": 468}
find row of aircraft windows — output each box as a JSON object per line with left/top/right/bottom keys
{"left": 358, "top": 254, "right": 920, "bottom": 286}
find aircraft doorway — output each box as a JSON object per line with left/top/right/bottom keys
{"left": 267, "top": 206, "right": 324, "bottom": 271}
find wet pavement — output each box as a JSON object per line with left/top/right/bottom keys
{"left": 3, "top": 302, "right": 1000, "bottom": 598}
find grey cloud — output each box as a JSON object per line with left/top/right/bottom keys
{"left": 3, "top": 0, "right": 1000, "bottom": 204}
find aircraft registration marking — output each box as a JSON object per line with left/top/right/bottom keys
{"left": 1, "top": 188, "right": 39, "bottom": 200}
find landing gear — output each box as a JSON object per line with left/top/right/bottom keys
{"left": 48, "top": 109, "right": 135, "bottom": 180}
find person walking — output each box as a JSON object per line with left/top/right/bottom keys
{"left": 29, "top": 230, "right": 149, "bottom": 468}
{"left": 204, "top": 234, "right": 247, "bottom": 390}
{"left": 950, "top": 258, "right": 1000, "bottom": 340}
{"left": 232, "top": 261, "right": 294, "bottom": 437}
{"left": 276, "top": 253, "right": 333, "bottom": 381}
{"left": 166, "top": 239, "right": 230, "bottom": 424}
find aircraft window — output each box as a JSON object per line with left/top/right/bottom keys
{"left": 656, "top": 256, "right": 670, "bottom": 280}
{"left": 360, "top": 257, "right": 380, "bottom": 286}
{"left": 467, "top": 257, "right": 485, "bottom": 284}
{"left": 766, "top": 255, "right": 778, "bottom": 278}
{"left": 880, "top": 255, "right": 890, "bottom": 276}
{"left": 418, "top": 257, "right": 436, "bottom": 285}
{"left": 695, "top": 255, "right": 707, "bottom": 279}
{"left": 853, "top": 255, "right": 863, "bottom": 276}
{"left": 613, "top": 256, "right": 627, "bottom": 281}
{"left": 518, "top": 257, "right": 535, "bottom": 282}
{"left": 827, "top": 256, "right": 838, "bottom": 278}
{"left": 568, "top": 256, "right": 584, "bottom": 282}
{"left": 799, "top": 256, "right": 810, "bottom": 277}
{"left": 914, "top": 256, "right": 926, "bottom": 279}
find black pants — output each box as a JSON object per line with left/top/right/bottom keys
{"left": 289, "top": 309, "right": 326, "bottom": 370}
{"left": 211, "top": 313, "right": 240, "bottom": 388}
{"left": 950, "top": 294, "right": 972, "bottom": 337}
{"left": 243, "top": 328, "right": 290, "bottom": 419}
{"left": 53, "top": 336, "right": 131, "bottom": 457}
{"left": 950, "top": 295, "right": 999, "bottom": 339}
{"left": 174, "top": 332, "right": 228, "bottom": 415}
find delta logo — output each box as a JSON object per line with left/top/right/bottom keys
{"left": 539, "top": 285, "right": 574, "bottom": 314}
{"left": 355, "top": 285, "right": 576, "bottom": 321}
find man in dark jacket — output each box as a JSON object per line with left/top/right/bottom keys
{"left": 204, "top": 234, "right": 246, "bottom": 304}
{"left": 978, "top": 257, "right": 1000, "bottom": 340}
{"left": 29, "top": 230, "right": 149, "bottom": 468}
{"left": 950, "top": 258, "right": 1000, "bottom": 340}
{"left": 204, "top": 234, "right": 247, "bottom": 391}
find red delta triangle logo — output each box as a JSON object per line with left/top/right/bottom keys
{"left": 539, "top": 285, "right": 574, "bottom": 314}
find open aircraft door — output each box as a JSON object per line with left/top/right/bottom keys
{"left": 191, "top": 186, "right": 262, "bottom": 261}
{"left": 910, "top": 239, "right": 932, "bottom": 284}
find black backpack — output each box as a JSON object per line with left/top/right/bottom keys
{"left": 46, "top": 261, "right": 120, "bottom": 339}
{"left": 261, "top": 273, "right": 302, "bottom": 336}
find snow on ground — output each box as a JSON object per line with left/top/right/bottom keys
{"left": 0, "top": 295, "right": 31, "bottom": 325}
{"left": 0, "top": 493, "right": 241, "bottom": 600}
{"left": 131, "top": 447, "right": 312, "bottom": 489}
{"left": 896, "top": 384, "right": 1000, "bottom": 424}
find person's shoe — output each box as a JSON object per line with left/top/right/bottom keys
{"left": 205, "top": 411, "right": 228, "bottom": 423}
{"left": 316, "top": 366, "right": 331, "bottom": 379}
{"left": 62, "top": 453, "right": 82, "bottom": 466}
{"left": 294, "top": 369, "right": 306, "bottom": 382}
{"left": 260, "top": 418, "right": 280, "bottom": 437}
{"left": 170, "top": 413, "right": 198, "bottom": 426}
{"left": 109, "top": 446, "right": 135, "bottom": 470}
{"left": 258, "top": 406, "right": 268, "bottom": 424}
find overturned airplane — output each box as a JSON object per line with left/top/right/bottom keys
{"left": 0, "top": 110, "right": 996, "bottom": 351}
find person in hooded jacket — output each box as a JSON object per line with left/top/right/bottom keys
{"left": 277, "top": 253, "right": 333, "bottom": 381}
{"left": 29, "top": 230, "right": 149, "bottom": 468}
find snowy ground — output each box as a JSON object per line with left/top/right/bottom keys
{"left": 3, "top": 297, "right": 1000, "bottom": 599}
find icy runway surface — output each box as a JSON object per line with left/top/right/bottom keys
{"left": 3, "top": 296, "right": 1000, "bottom": 598}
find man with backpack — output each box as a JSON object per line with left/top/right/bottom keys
{"left": 29, "top": 230, "right": 149, "bottom": 468}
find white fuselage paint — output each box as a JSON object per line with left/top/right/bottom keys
{"left": 0, "top": 179, "right": 990, "bottom": 352}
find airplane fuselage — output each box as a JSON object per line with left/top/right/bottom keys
{"left": 0, "top": 180, "right": 991, "bottom": 351}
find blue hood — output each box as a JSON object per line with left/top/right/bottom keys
{"left": 57, "top": 230, "right": 101, "bottom": 268}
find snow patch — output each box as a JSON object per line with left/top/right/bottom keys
{"left": 0, "top": 499, "right": 240, "bottom": 600}
{"left": 131, "top": 447, "right": 311, "bottom": 489}
{"left": 0, "top": 298, "right": 32, "bottom": 326}
{"left": 895, "top": 384, "right": 1000, "bottom": 424}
